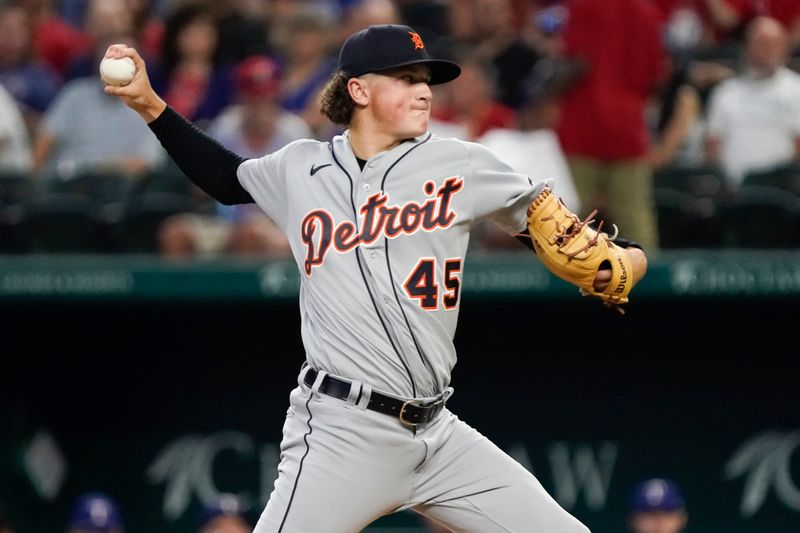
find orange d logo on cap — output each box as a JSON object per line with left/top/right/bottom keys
{"left": 337, "top": 24, "right": 460, "bottom": 85}
{"left": 409, "top": 31, "right": 424, "bottom": 50}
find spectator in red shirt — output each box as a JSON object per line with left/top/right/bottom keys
{"left": 554, "top": 0, "right": 667, "bottom": 250}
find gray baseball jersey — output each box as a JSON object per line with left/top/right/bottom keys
{"left": 239, "top": 130, "right": 590, "bottom": 533}
{"left": 238, "top": 131, "right": 544, "bottom": 399}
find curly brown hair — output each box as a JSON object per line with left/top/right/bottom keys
{"left": 319, "top": 72, "right": 355, "bottom": 126}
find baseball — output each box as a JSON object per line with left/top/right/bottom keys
{"left": 99, "top": 56, "right": 135, "bottom": 86}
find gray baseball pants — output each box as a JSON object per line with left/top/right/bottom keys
{"left": 254, "top": 368, "right": 591, "bottom": 532}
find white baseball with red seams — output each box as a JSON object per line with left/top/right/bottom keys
{"left": 99, "top": 56, "right": 135, "bottom": 86}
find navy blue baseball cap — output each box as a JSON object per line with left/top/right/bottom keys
{"left": 338, "top": 24, "right": 461, "bottom": 85}
{"left": 629, "top": 478, "right": 686, "bottom": 513}
{"left": 69, "top": 492, "right": 123, "bottom": 532}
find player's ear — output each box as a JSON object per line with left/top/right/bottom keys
{"left": 347, "top": 77, "right": 370, "bottom": 106}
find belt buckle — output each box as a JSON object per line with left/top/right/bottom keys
{"left": 399, "top": 398, "right": 444, "bottom": 426}
{"left": 399, "top": 399, "right": 422, "bottom": 426}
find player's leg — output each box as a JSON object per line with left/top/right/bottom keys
{"left": 254, "top": 377, "right": 426, "bottom": 533}
{"left": 605, "top": 160, "right": 659, "bottom": 250}
{"left": 566, "top": 155, "right": 604, "bottom": 218}
{"left": 409, "top": 412, "right": 590, "bottom": 533}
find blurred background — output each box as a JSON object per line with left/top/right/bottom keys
{"left": 1, "top": 0, "right": 799, "bottom": 532}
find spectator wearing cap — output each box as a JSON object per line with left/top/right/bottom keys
{"left": 67, "top": 492, "right": 124, "bottom": 533}
{"left": 199, "top": 493, "right": 251, "bottom": 533}
{"left": 628, "top": 478, "right": 688, "bottom": 533}
{"left": 157, "top": 54, "right": 308, "bottom": 257}
{"left": 211, "top": 54, "right": 311, "bottom": 169}
{"left": 522, "top": 3, "right": 568, "bottom": 60}
{"left": 654, "top": 0, "right": 750, "bottom": 48}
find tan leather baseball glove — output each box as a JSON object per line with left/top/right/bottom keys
{"left": 527, "top": 186, "right": 634, "bottom": 313}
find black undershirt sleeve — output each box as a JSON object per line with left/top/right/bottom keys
{"left": 515, "top": 232, "right": 535, "bottom": 252}
{"left": 147, "top": 106, "right": 253, "bottom": 205}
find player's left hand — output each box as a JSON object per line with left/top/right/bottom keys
{"left": 526, "top": 186, "right": 646, "bottom": 313}
{"left": 593, "top": 247, "right": 647, "bottom": 292}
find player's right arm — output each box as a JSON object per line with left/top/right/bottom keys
{"left": 103, "top": 44, "right": 252, "bottom": 205}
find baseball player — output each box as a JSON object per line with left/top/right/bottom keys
{"left": 105, "top": 24, "right": 647, "bottom": 532}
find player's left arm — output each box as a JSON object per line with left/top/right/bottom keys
{"left": 463, "top": 141, "right": 647, "bottom": 301}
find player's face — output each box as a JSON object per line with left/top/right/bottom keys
{"left": 364, "top": 65, "right": 433, "bottom": 139}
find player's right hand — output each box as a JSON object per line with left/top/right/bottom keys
{"left": 102, "top": 44, "right": 167, "bottom": 123}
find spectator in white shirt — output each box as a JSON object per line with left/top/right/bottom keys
{"left": 705, "top": 16, "right": 800, "bottom": 187}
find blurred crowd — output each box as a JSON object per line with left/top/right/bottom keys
{"left": 1, "top": 0, "right": 800, "bottom": 256}
{"left": 0, "top": 477, "right": 691, "bottom": 532}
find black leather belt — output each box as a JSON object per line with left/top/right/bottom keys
{"left": 303, "top": 368, "right": 446, "bottom": 426}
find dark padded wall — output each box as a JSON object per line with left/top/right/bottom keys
{"left": 2, "top": 296, "right": 798, "bottom": 532}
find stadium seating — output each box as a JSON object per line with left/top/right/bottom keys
{"left": 654, "top": 187, "right": 724, "bottom": 248}
{"left": 4, "top": 168, "right": 205, "bottom": 253}
{"left": 653, "top": 165, "right": 732, "bottom": 248}
{"left": 24, "top": 192, "right": 107, "bottom": 252}
{"left": 742, "top": 164, "right": 800, "bottom": 196}
{"left": 115, "top": 191, "right": 199, "bottom": 253}
{"left": 718, "top": 185, "right": 800, "bottom": 248}
{"left": 654, "top": 164, "right": 727, "bottom": 200}
{"left": 0, "top": 170, "right": 32, "bottom": 252}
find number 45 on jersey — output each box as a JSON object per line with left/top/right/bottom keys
{"left": 403, "top": 258, "right": 461, "bottom": 311}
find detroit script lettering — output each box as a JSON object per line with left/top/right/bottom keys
{"left": 301, "top": 177, "right": 464, "bottom": 275}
